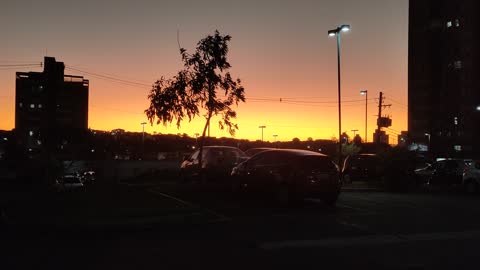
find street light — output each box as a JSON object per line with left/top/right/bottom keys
{"left": 476, "top": 105, "right": 480, "bottom": 111}
{"left": 273, "top": 134, "right": 278, "bottom": 142}
{"left": 425, "top": 132, "right": 431, "bottom": 151}
{"left": 259, "top": 125, "right": 266, "bottom": 142}
{"left": 351, "top": 129, "right": 358, "bottom": 138}
{"left": 360, "top": 90, "right": 368, "bottom": 142}
{"left": 328, "top": 24, "right": 351, "bottom": 171}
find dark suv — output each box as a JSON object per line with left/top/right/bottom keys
{"left": 231, "top": 149, "right": 341, "bottom": 205}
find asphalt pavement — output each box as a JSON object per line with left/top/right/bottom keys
{"left": 3, "top": 181, "right": 480, "bottom": 270}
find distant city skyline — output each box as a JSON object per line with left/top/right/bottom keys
{"left": 0, "top": 0, "right": 408, "bottom": 142}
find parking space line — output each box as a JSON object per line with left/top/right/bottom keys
{"left": 259, "top": 229, "right": 480, "bottom": 250}
{"left": 147, "top": 188, "right": 231, "bottom": 223}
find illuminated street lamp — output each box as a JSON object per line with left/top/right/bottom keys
{"left": 425, "top": 133, "right": 431, "bottom": 151}
{"left": 360, "top": 90, "right": 368, "bottom": 142}
{"left": 476, "top": 105, "right": 480, "bottom": 111}
{"left": 328, "top": 24, "right": 351, "bottom": 170}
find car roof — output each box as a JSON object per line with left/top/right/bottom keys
{"left": 258, "top": 148, "right": 327, "bottom": 157}
{"left": 202, "top": 146, "right": 242, "bottom": 150}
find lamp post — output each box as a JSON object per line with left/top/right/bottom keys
{"left": 351, "top": 129, "right": 358, "bottom": 138}
{"left": 259, "top": 125, "right": 266, "bottom": 142}
{"left": 328, "top": 24, "right": 351, "bottom": 171}
{"left": 141, "top": 122, "right": 147, "bottom": 159}
{"left": 360, "top": 90, "right": 368, "bottom": 142}
{"left": 194, "top": 133, "right": 199, "bottom": 146}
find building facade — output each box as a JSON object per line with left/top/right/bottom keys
{"left": 408, "top": 0, "right": 480, "bottom": 157}
{"left": 15, "top": 57, "right": 89, "bottom": 154}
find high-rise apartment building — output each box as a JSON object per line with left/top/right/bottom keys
{"left": 409, "top": 0, "right": 480, "bottom": 156}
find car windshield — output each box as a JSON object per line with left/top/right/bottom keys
{"left": 62, "top": 176, "right": 80, "bottom": 184}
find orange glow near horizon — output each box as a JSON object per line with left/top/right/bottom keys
{"left": 0, "top": 0, "right": 408, "bottom": 143}
{"left": 0, "top": 72, "right": 408, "bottom": 143}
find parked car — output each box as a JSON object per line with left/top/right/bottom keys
{"left": 81, "top": 170, "right": 96, "bottom": 185}
{"left": 180, "top": 146, "right": 247, "bottom": 182}
{"left": 244, "top": 147, "right": 275, "bottom": 157}
{"left": 427, "top": 158, "right": 470, "bottom": 186}
{"left": 342, "top": 154, "right": 383, "bottom": 182}
{"left": 231, "top": 149, "right": 341, "bottom": 206}
{"left": 463, "top": 160, "right": 480, "bottom": 194}
{"left": 414, "top": 163, "right": 434, "bottom": 186}
{"left": 54, "top": 174, "right": 85, "bottom": 192}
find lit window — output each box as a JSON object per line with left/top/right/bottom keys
{"left": 30, "top": 104, "right": 35, "bottom": 109}
{"left": 454, "top": 61, "right": 462, "bottom": 69}
{"left": 454, "top": 19, "right": 460, "bottom": 27}
{"left": 19, "top": 102, "right": 23, "bottom": 108}
{"left": 454, "top": 117, "right": 459, "bottom": 125}
{"left": 38, "top": 104, "right": 43, "bottom": 108}
{"left": 37, "top": 140, "right": 42, "bottom": 145}
{"left": 454, "top": 145, "right": 462, "bottom": 152}
{"left": 29, "top": 131, "right": 34, "bottom": 136}
{"left": 446, "top": 21, "right": 452, "bottom": 28}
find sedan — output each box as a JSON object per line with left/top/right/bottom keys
{"left": 231, "top": 149, "right": 341, "bottom": 206}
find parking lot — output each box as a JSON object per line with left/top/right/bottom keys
{"left": 4, "top": 179, "right": 480, "bottom": 270}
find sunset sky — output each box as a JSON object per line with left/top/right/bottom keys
{"left": 0, "top": 0, "right": 408, "bottom": 143}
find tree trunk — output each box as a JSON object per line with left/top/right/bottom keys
{"left": 198, "top": 111, "right": 212, "bottom": 182}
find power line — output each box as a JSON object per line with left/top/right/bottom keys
{"left": 387, "top": 97, "right": 408, "bottom": 108}
{"left": 65, "top": 66, "right": 151, "bottom": 88}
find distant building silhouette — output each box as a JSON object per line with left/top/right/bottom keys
{"left": 409, "top": 0, "right": 480, "bottom": 156}
{"left": 397, "top": 131, "right": 408, "bottom": 147}
{"left": 15, "top": 57, "right": 89, "bottom": 154}
{"left": 373, "top": 130, "right": 389, "bottom": 145}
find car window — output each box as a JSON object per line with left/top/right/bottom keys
{"left": 249, "top": 151, "right": 280, "bottom": 166}
{"left": 190, "top": 150, "right": 199, "bottom": 160}
{"left": 299, "top": 156, "right": 336, "bottom": 172}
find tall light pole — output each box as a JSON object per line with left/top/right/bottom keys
{"left": 360, "top": 90, "right": 368, "bottom": 142}
{"left": 259, "top": 125, "right": 266, "bottom": 142}
{"left": 273, "top": 134, "right": 278, "bottom": 142}
{"left": 328, "top": 24, "right": 351, "bottom": 171}
{"left": 351, "top": 129, "right": 358, "bottom": 138}
{"left": 141, "top": 122, "right": 147, "bottom": 159}
{"left": 194, "top": 133, "right": 199, "bottom": 146}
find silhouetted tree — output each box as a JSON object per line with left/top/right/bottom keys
{"left": 145, "top": 30, "right": 245, "bottom": 170}
{"left": 353, "top": 134, "right": 363, "bottom": 145}
{"left": 340, "top": 132, "right": 350, "bottom": 144}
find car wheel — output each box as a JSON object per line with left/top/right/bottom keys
{"left": 322, "top": 193, "right": 339, "bottom": 207}
{"left": 343, "top": 174, "right": 351, "bottom": 184}
{"left": 465, "top": 179, "right": 478, "bottom": 194}
{"left": 274, "top": 184, "right": 302, "bottom": 207}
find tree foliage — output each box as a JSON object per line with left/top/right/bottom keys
{"left": 145, "top": 30, "right": 245, "bottom": 137}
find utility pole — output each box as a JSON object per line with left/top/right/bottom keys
{"left": 259, "top": 125, "right": 266, "bottom": 142}
{"left": 375, "top": 92, "right": 391, "bottom": 144}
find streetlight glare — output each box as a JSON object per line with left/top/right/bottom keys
{"left": 476, "top": 105, "right": 480, "bottom": 111}
{"left": 328, "top": 30, "right": 336, "bottom": 37}
{"left": 360, "top": 90, "right": 367, "bottom": 95}
{"left": 340, "top": 25, "right": 351, "bottom": 32}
